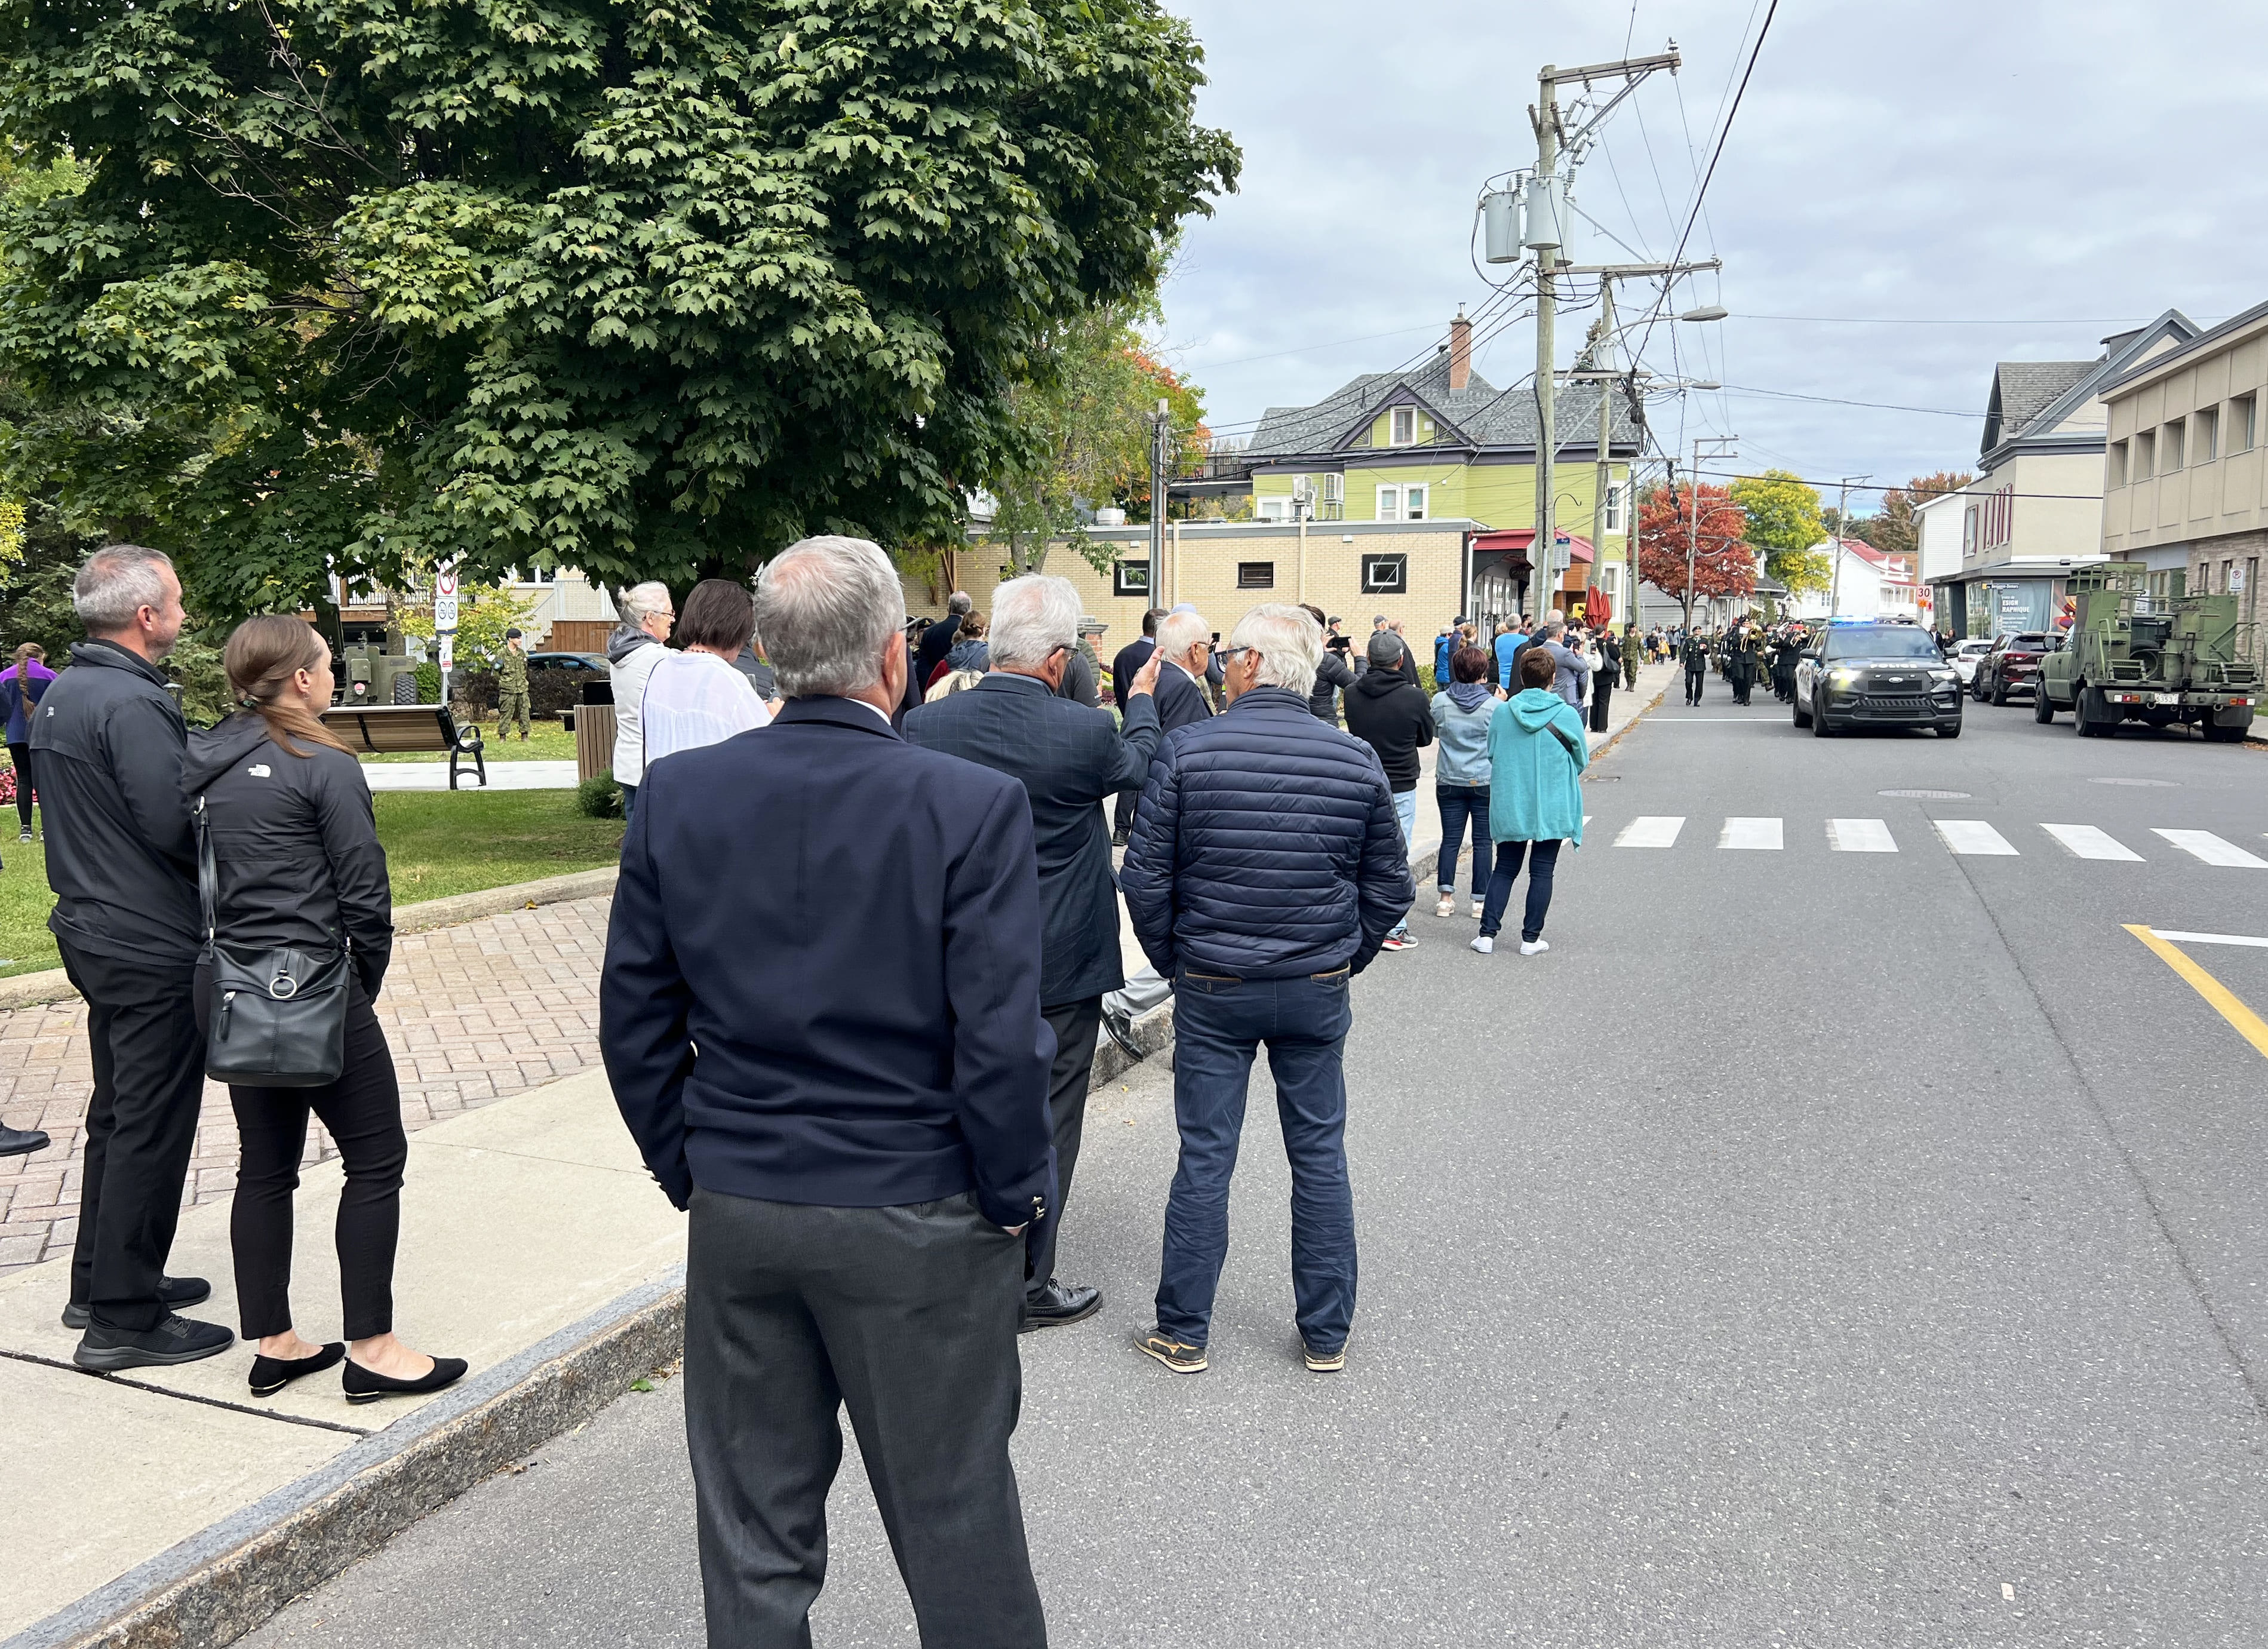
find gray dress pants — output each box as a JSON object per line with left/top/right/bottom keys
{"left": 684, "top": 1187, "right": 1045, "bottom": 1648}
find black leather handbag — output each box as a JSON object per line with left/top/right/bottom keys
{"left": 196, "top": 795, "right": 349, "bottom": 1088}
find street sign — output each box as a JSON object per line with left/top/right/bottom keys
{"left": 433, "top": 595, "right": 459, "bottom": 629}
{"left": 437, "top": 634, "right": 454, "bottom": 671}
{"left": 435, "top": 566, "right": 459, "bottom": 598}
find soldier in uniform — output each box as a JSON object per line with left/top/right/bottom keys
{"left": 1622, "top": 624, "right": 1640, "bottom": 691}
{"left": 1680, "top": 627, "right": 1709, "bottom": 706}
{"left": 1723, "top": 619, "right": 1761, "bottom": 706}
{"left": 496, "top": 627, "right": 533, "bottom": 740}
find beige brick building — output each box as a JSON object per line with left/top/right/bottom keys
{"left": 911, "top": 520, "right": 1488, "bottom": 660}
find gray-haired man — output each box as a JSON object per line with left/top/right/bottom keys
{"left": 906, "top": 575, "right": 1163, "bottom": 1329}
{"left": 37, "top": 546, "right": 229, "bottom": 1368}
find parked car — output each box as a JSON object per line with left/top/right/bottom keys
{"left": 1794, "top": 622, "right": 1963, "bottom": 738}
{"left": 1947, "top": 637, "right": 1994, "bottom": 687}
{"left": 1972, "top": 631, "right": 2055, "bottom": 705}
{"left": 527, "top": 651, "right": 610, "bottom": 676}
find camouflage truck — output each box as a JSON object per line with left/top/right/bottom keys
{"left": 2035, "top": 562, "right": 2258, "bottom": 741}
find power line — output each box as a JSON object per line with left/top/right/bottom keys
{"left": 1687, "top": 468, "right": 2097, "bottom": 502}
{"left": 1728, "top": 312, "right": 2226, "bottom": 327}
{"left": 1714, "top": 383, "right": 1983, "bottom": 418}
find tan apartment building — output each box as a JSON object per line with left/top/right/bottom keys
{"left": 908, "top": 520, "right": 1491, "bottom": 659}
{"left": 2100, "top": 296, "right": 2268, "bottom": 668}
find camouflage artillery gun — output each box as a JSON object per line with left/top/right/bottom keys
{"left": 2035, "top": 561, "right": 2258, "bottom": 741}
{"left": 338, "top": 640, "right": 425, "bottom": 706}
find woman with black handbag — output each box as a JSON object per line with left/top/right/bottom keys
{"left": 186, "top": 616, "right": 463, "bottom": 1405}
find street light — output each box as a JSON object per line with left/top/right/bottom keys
{"left": 1679, "top": 305, "right": 1729, "bottom": 323}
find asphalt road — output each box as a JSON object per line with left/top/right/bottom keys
{"left": 243, "top": 685, "right": 2268, "bottom": 1648}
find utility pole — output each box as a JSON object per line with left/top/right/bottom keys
{"left": 1148, "top": 400, "right": 1170, "bottom": 607}
{"left": 1826, "top": 475, "right": 1868, "bottom": 618}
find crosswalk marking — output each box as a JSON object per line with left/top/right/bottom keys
{"left": 2042, "top": 824, "right": 2143, "bottom": 862}
{"left": 1615, "top": 816, "right": 1685, "bottom": 848}
{"left": 1827, "top": 818, "right": 1897, "bottom": 853}
{"left": 1934, "top": 819, "right": 2020, "bottom": 856}
{"left": 1719, "top": 817, "right": 1782, "bottom": 850}
{"left": 2155, "top": 830, "right": 2268, "bottom": 869}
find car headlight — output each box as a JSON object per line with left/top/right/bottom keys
{"left": 1929, "top": 668, "right": 1956, "bottom": 683}
{"left": 1828, "top": 667, "right": 1861, "bottom": 686}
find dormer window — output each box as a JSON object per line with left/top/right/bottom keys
{"left": 1390, "top": 406, "right": 1416, "bottom": 446}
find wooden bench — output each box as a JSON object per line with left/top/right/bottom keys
{"left": 320, "top": 705, "right": 487, "bottom": 790}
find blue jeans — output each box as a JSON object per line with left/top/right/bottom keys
{"left": 1388, "top": 788, "right": 1418, "bottom": 938}
{"left": 1434, "top": 786, "right": 1493, "bottom": 896}
{"left": 1479, "top": 838, "right": 1563, "bottom": 942}
{"left": 1155, "top": 971, "right": 1357, "bottom": 1353}
{"left": 621, "top": 781, "right": 638, "bottom": 827}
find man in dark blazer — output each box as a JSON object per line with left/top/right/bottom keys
{"left": 603, "top": 536, "right": 1055, "bottom": 1648}
{"left": 907, "top": 575, "right": 1163, "bottom": 1331}
{"left": 1108, "top": 607, "right": 1165, "bottom": 842}
{"left": 1150, "top": 606, "right": 1218, "bottom": 735}
{"left": 901, "top": 589, "right": 970, "bottom": 716}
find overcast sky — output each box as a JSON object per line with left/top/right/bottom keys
{"left": 1155, "top": 0, "right": 2268, "bottom": 512}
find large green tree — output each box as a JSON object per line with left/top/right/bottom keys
{"left": 1730, "top": 468, "right": 1828, "bottom": 597}
{"left": 0, "top": 0, "right": 1239, "bottom": 619}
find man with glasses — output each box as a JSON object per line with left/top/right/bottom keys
{"left": 905, "top": 576, "right": 1163, "bottom": 1331}
{"left": 607, "top": 581, "right": 677, "bottom": 823}
{"left": 1150, "top": 607, "right": 1216, "bottom": 735}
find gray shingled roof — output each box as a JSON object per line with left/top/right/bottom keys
{"left": 1247, "top": 351, "right": 1639, "bottom": 459}
{"left": 1987, "top": 360, "right": 2092, "bottom": 445}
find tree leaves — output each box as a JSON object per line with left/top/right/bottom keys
{"left": 0, "top": 0, "right": 1239, "bottom": 615}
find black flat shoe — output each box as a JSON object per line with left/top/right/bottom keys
{"left": 0, "top": 1123, "right": 48, "bottom": 1157}
{"left": 1021, "top": 1278, "right": 1102, "bottom": 1332}
{"left": 343, "top": 1354, "right": 468, "bottom": 1405}
{"left": 249, "top": 1343, "right": 346, "bottom": 1398}
{"left": 62, "top": 1274, "right": 211, "bottom": 1331}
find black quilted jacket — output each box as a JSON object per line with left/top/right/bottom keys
{"left": 1121, "top": 686, "right": 1414, "bottom": 980}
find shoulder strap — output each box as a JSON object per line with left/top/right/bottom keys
{"left": 1547, "top": 718, "right": 1585, "bottom": 763}
{"left": 193, "top": 794, "right": 218, "bottom": 944}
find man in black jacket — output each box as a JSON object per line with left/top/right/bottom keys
{"left": 1108, "top": 608, "right": 1164, "bottom": 843}
{"left": 907, "top": 575, "right": 1162, "bottom": 1331}
{"left": 603, "top": 536, "right": 1055, "bottom": 1647}
{"left": 1342, "top": 631, "right": 1433, "bottom": 953}
{"left": 1121, "top": 604, "right": 1412, "bottom": 1375}
{"left": 901, "top": 589, "right": 970, "bottom": 716}
{"left": 1150, "top": 607, "right": 1217, "bottom": 734}
{"left": 34, "top": 546, "right": 229, "bottom": 1368}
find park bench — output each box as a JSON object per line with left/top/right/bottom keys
{"left": 319, "top": 704, "right": 487, "bottom": 789}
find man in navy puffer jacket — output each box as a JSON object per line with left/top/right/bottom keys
{"left": 1121, "top": 603, "right": 1413, "bottom": 1377}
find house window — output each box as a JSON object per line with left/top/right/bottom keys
{"left": 1403, "top": 484, "right": 1428, "bottom": 522}
{"left": 2107, "top": 441, "right": 2128, "bottom": 489}
{"left": 1604, "top": 484, "right": 1624, "bottom": 533}
{"left": 1376, "top": 485, "right": 1400, "bottom": 523}
{"left": 1390, "top": 406, "right": 1416, "bottom": 446}
{"left": 2162, "top": 419, "right": 2184, "bottom": 472}
{"left": 1360, "top": 552, "right": 1408, "bottom": 594}
{"left": 1257, "top": 496, "right": 1289, "bottom": 523}
{"left": 2196, "top": 406, "right": 2218, "bottom": 462}
{"left": 1113, "top": 561, "right": 1151, "bottom": 599}
{"left": 2233, "top": 393, "right": 2258, "bottom": 454}
{"left": 1236, "top": 562, "right": 1274, "bottom": 590}
{"left": 1322, "top": 473, "right": 1344, "bottom": 519}
{"left": 2135, "top": 429, "right": 2155, "bottom": 479}
{"left": 1962, "top": 506, "right": 1978, "bottom": 555}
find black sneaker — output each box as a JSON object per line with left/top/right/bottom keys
{"left": 74, "top": 1313, "right": 234, "bottom": 1371}
{"left": 62, "top": 1274, "right": 211, "bottom": 1331}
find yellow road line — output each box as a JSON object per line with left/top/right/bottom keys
{"left": 2125, "top": 925, "right": 2268, "bottom": 1062}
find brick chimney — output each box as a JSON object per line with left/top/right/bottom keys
{"left": 1448, "top": 306, "right": 1471, "bottom": 391}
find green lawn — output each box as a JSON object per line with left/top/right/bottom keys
{"left": 0, "top": 791, "right": 622, "bottom": 978}
{"left": 359, "top": 720, "right": 581, "bottom": 764}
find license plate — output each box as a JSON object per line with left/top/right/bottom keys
{"left": 2156, "top": 693, "right": 2180, "bottom": 706}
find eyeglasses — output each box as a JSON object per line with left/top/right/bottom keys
{"left": 1215, "top": 646, "right": 1257, "bottom": 663}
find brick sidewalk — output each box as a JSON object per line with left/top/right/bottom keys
{"left": 0, "top": 896, "right": 609, "bottom": 1277}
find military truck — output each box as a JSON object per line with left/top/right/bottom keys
{"left": 2034, "top": 562, "right": 2258, "bottom": 741}
{"left": 338, "top": 640, "right": 426, "bottom": 706}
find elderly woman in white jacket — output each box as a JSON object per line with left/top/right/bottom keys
{"left": 638, "top": 579, "right": 772, "bottom": 774}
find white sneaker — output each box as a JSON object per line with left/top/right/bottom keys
{"left": 1470, "top": 898, "right": 1485, "bottom": 919}
{"left": 1434, "top": 892, "right": 1456, "bottom": 918}
{"left": 1470, "top": 935, "right": 1494, "bottom": 954}
{"left": 1519, "top": 939, "right": 1550, "bottom": 956}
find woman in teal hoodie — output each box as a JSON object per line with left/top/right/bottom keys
{"left": 1474, "top": 647, "right": 1588, "bottom": 955}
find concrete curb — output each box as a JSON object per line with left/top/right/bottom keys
{"left": 0, "top": 867, "right": 622, "bottom": 1012}
{"left": 5, "top": 1269, "right": 686, "bottom": 1649}
{"left": 1588, "top": 680, "right": 1670, "bottom": 764}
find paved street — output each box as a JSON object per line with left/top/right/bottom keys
{"left": 233, "top": 694, "right": 2268, "bottom": 1647}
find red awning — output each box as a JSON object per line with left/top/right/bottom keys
{"left": 1469, "top": 528, "right": 1594, "bottom": 563}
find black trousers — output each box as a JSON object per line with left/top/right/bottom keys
{"left": 9, "top": 741, "right": 34, "bottom": 833}
{"left": 684, "top": 1187, "right": 1044, "bottom": 1649}
{"left": 1590, "top": 675, "right": 1614, "bottom": 732}
{"left": 1112, "top": 787, "right": 1137, "bottom": 839}
{"left": 1027, "top": 997, "right": 1101, "bottom": 1300}
{"left": 1685, "top": 668, "right": 1705, "bottom": 704}
{"left": 60, "top": 941, "right": 205, "bottom": 1332}
{"left": 199, "top": 971, "right": 407, "bottom": 1342}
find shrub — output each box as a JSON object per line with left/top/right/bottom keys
{"left": 414, "top": 662, "right": 441, "bottom": 704}
{"left": 576, "top": 770, "right": 622, "bottom": 819}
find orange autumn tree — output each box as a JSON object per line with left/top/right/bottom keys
{"left": 1636, "top": 482, "right": 1754, "bottom": 629}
